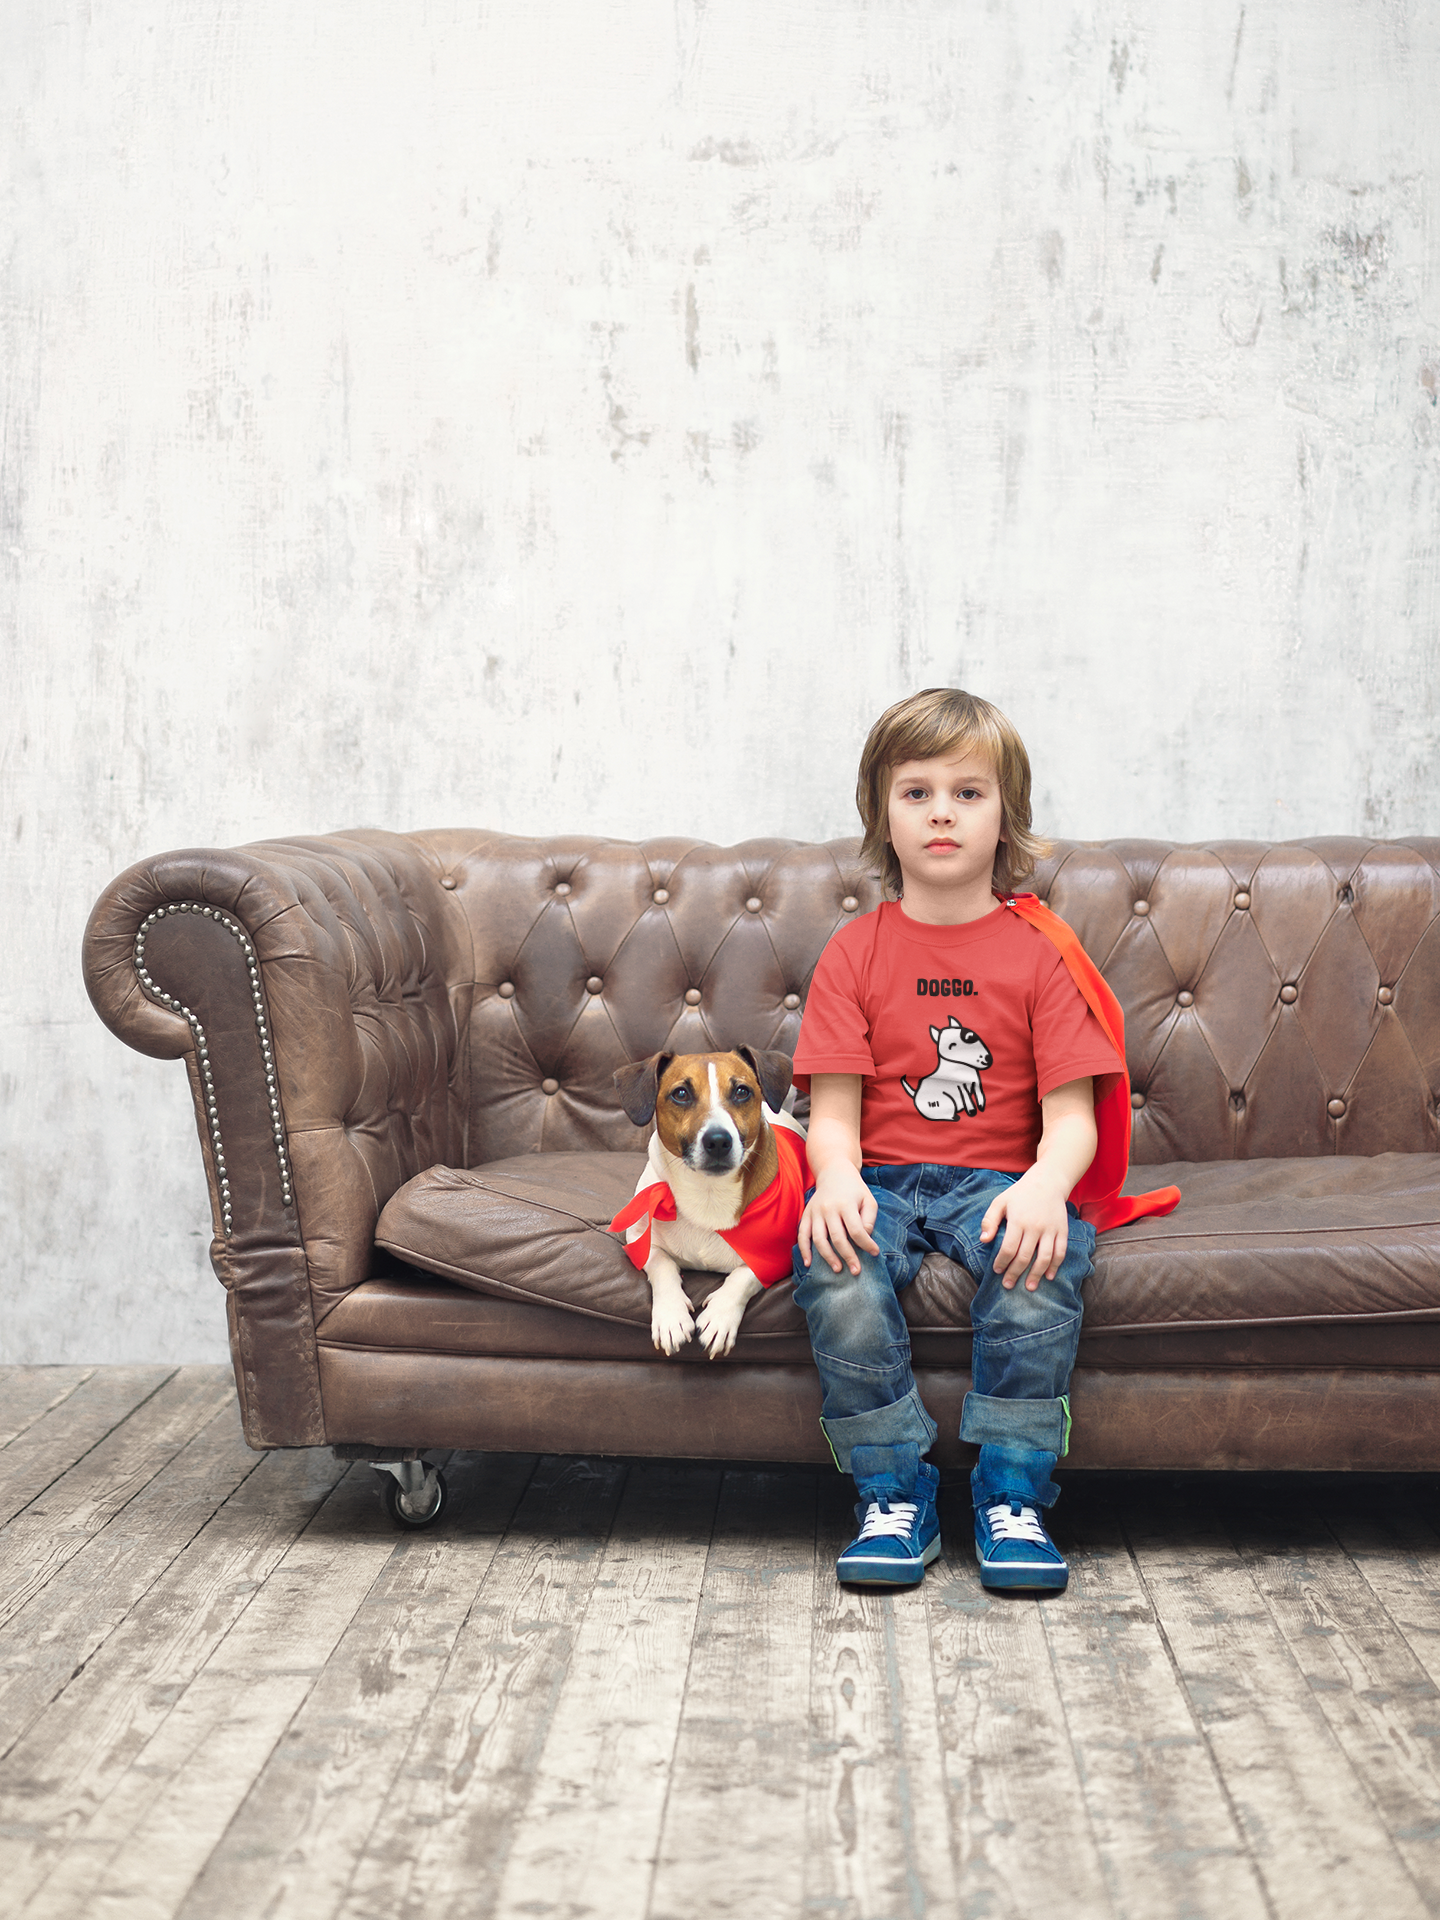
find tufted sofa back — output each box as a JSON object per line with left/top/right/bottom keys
{"left": 1039, "top": 837, "right": 1440, "bottom": 1162}
{"left": 413, "top": 831, "right": 880, "bottom": 1164}
{"left": 413, "top": 829, "right": 1440, "bottom": 1169}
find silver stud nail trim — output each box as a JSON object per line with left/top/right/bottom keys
{"left": 133, "top": 900, "right": 295, "bottom": 1236}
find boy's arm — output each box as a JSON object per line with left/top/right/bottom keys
{"left": 980, "top": 1077, "right": 1098, "bottom": 1292}
{"left": 796, "top": 1074, "right": 879, "bottom": 1276}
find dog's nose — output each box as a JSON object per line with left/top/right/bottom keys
{"left": 700, "top": 1126, "right": 733, "bottom": 1159}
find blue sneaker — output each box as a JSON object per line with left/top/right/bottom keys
{"left": 836, "top": 1461, "right": 941, "bottom": 1587}
{"left": 974, "top": 1497, "right": 1068, "bottom": 1592}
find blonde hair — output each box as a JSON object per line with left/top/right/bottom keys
{"left": 855, "top": 688, "right": 1049, "bottom": 899}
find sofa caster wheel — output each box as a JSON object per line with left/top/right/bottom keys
{"left": 374, "top": 1460, "right": 448, "bottom": 1529}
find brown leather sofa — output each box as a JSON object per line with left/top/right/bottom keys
{"left": 83, "top": 830, "right": 1440, "bottom": 1480}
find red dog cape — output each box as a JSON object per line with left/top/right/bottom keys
{"left": 1002, "top": 893, "right": 1180, "bottom": 1232}
{"left": 610, "top": 1126, "right": 811, "bottom": 1285}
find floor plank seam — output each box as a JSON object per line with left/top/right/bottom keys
{"left": 1217, "top": 1509, "right": 1435, "bottom": 1912}
{"left": 327, "top": 1450, "right": 543, "bottom": 1920}
{"left": 639, "top": 1465, "right": 723, "bottom": 1920}
{"left": 0, "top": 1382, "right": 233, "bottom": 1601}
{"left": 0, "top": 1402, "right": 268, "bottom": 1771}
{"left": 1037, "top": 1550, "right": 1120, "bottom": 1920}
{"left": 161, "top": 1462, "right": 400, "bottom": 1920}
{"left": 915, "top": 1560, "right": 964, "bottom": 1916}
{"left": 336, "top": 1451, "right": 633, "bottom": 1920}
{"left": 0, "top": 1368, "right": 98, "bottom": 1451}
{"left": 878, "top": 1592, "right": 933, "bottom": 1920}
{"left": 0, "top": 1366, "right": 183, "bottom": 1530}
{"left": 1117, "top": 1511, "right": 1280, "bottom": 1920}
{"left": 0, "top": 1406, "right": 315, "bottom": 1916}
{"left": 1255, "top": 1507, "right": 1440, "bottom": 1908}
{"left": 481, "top": 1455, "right": 637, "bottom": 1918}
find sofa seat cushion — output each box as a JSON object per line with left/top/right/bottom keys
{"left": 373, "top": 1148, "right": 1440, "bottom": 1340}
{"left": 372, "top": 1152, "right": 811, "bottom": 1341}
{"left": 319, "top": 1269, "right": 1440, "bottom": 1373}
{"left": 1092, "top": 1151, "right": 1440, "bottom": 1331}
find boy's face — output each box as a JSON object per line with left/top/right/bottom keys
{"left": 885, "top": 749, "right": 1005, "bottom": 898}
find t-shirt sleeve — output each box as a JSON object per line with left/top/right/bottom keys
{"left": 792, "top": 932, "right": 876, "bottom": 1089}
{"left": 1031, "top": 952, "right": 1125, "bottom": 1100}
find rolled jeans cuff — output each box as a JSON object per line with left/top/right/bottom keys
{"left": 959, "top": 1390, "right": 1070, "bottom": 1456}
{"left": 820, "top": 1388, "right": 939, "bottom": 1474}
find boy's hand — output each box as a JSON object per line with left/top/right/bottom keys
{"left": 980, "top": 1167, "right": 1071, "bottom": 1291}
{"left": 798, "top": 1162, "right": 879, "bottom": 1276}
{"left": 982, "top": 1078, "right": 1097, "bottom": 1290}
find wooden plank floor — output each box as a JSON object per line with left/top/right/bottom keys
{"left": 3, "top": 1368, "right": 1440, "bottom": 1918}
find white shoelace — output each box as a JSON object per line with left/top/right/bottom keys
{"left": 984, "top": 1501, "right": 1048, "bottom": 1544}
{"left": 856, "top": 1498, "right": 919, "bottom": 1541}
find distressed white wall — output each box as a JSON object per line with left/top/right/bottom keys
{"left": 4, "top": 0, "right": 1438, "bottom": 1362}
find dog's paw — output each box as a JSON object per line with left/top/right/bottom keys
{"left": 651, "top": 1302, "right": 695, "bottom": 1356}
{"left": 696, "top": 1291, "right": 747, "bottom": 1360}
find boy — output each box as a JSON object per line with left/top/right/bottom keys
{"left": 792, "top": 687, "right": 1158, "bottom": 1593}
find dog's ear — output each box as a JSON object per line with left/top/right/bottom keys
{"left": 735, "top": 1046, "right": 794, "bottom": 1113}
{"left": 612, "top": 1054, "right": 671, "bottom": 1127}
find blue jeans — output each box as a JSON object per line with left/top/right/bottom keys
{"left": 791, "top": 1164, "right": 1095, "bottom": 1510}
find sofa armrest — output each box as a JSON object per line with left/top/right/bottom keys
{"left": 82, "top": 830, "right": 472, "bottom": 1446}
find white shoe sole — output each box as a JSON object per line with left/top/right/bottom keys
{"left": 976, "top": 1546, "right": 1068, "bottom": 1591}
{"left": 837, "top": 1534, "right": 942, "bottom": 1585}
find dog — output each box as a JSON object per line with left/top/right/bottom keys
{"left": 610, "top": 1046, "right": 809, "bottom": 1359}
{"left": 902, "top": 1015, "right": 993, "bottom": 1120}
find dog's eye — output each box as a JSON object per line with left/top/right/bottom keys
{"left": 730, "top": 1084, "right": 753, "bottom": 1103}
{"left": 668, "top": 1085, "right": 694, "bottom": 1105}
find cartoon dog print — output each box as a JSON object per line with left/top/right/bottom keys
{"left": 901, "top": 1016, "right": 993, "bottom": 1121}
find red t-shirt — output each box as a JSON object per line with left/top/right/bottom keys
{"left": 793, "top": 901, "right": 1123, "bottom": 1171}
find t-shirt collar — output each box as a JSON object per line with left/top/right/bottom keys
{"left": 881, "top": 897, "right": 1011, "bottom": 948}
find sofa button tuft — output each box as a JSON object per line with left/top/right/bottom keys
{"left": 1378, "top": 986, "right": 1394, "bottom": 1005}
{"left": 553, "top": 881, "right": 572, "bottom": 897}
{"left": 498, "top": 981, "right": 516, "bottom": 999}
{"left": 684, "top": 988, "right": 702, "bottom": 1006}
{"left": 745, "top": 897, "right": 762, "bottom": 913}
{"left": 586, "top": 976, "right": 603, "bottom": 994}
{"left": 1177, "top": 990, "right": 1194, "bottom": 1008}
{"left": 1328, "top": 1097, "right": 1346, "bottom": 1118}
{"left": 542, "top": 1078, "right": 560, "bottom": 1096}
{"left": 1279, "top": 984, "right": 1298, "bottom": 1003}
{"left": 1133, "top": 899, "right": 1150, "bottom": 916}
{"left": 653, "top": 888, "right": 670, "bottom": 905}
{"left": 783, "top": 993, "right": 801, "bottom": 1010}
{"left": 441, "top": 876, "right": 458, "bottom": 890}
{"left": 1131, "top": 1091, "right": 1146, "bottom": 1110}
{"left": 1234, "top": 890, "right": 1251, "bottom": 909}
{"left": 841, "top": 896, "right": 859, "bottom": 912}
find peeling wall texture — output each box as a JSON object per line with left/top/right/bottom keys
{"left": 5, "top": 1, "right": 1439, "bottom": 1360}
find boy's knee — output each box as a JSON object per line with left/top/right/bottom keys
{"left": 795, "top": 1249, "right": 912, "bottom": 1357}
{"left": 971, "top": 1274, "right": 1082, "bottom": 1340}
{"left": 794, "top": 1240, "right": 893, "bottom": 1298}
{"left": 797, "top": 1258, "right": 889, "bottom": 1325}
{"left": 973, "top": 1239, "right": 1089, "bottom": 1330}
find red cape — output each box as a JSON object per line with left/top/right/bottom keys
{"left": 610, "top": 1125, "right": 811, "bottom": 1285}
{"left": 1001, "top": 893, "right": 1180, "bottom": 1233}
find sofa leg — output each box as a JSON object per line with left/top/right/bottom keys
{"left": 370, "top": 1457, "right": 449, "bottom": 1529}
